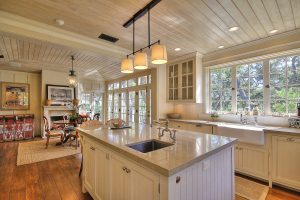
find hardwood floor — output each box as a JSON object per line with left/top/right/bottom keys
{"left": 0, "top": 140, "right": 299, "bottom": 200}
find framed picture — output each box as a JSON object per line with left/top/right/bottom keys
{"left": 46, "top": 84, "right": 75, "bottom": 106}
{"left": 0, "top": 82, "right": 30, "bottom": 110}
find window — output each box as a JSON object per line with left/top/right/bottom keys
{"left": 139, "top": 90, "right": 147, "bottom": 123}
{"left": 209, "top": 54, "right": 300, "bottom": 116}
{"left": 108, "top": 84, "right": 113, "bottom": 91}
{"left": 236, "top": 62, "right": 263, "bottom": 112}
{"left": 114, "top": 82, "right": 119, "bottom": 90}
{"left": 121, "top": 80, "right": 127, "bottom": 88}
{"left": 80, "top": 92, "right": 103, "bottom": 118}
{"left": 128, "top": 79, "right": 136, "bottom": 87}
{"left": 113, "top": 93, "right": 120, "bottom": 118}
{"left": 107, "top": 93, "right": 113, "bottom": 119}
{"left": 120, "top": 92, "right": 127, "bottom": 121}
{"left": 138, "top": 76, "right": 147, "bottom": 85}
{"left": 128, "top": 91, "right": 135, "bottom": 123}
{"left": 270, "top": 56, "right": 300, "bottom": 115}
{"left": 80, "top": 93, "right": 91, "bottom": 114}
{"left": 210, "top": 67, "right": 232, "bottom": 113}
{"left": 92, "top": 93, "right": 103, "bottom": 119}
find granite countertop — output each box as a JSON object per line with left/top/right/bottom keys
{"left": 77, "top": 124, "right": 236, "bottom": 177}
{"left": 165, "top": 118, "right": 300, "bottom": 135}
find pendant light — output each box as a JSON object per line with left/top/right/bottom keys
{"left": 134, "top": 52, "right": 148, "bottom": 69}
{"left": 121, "top": 56, "right": 133, "bottom": 73}
{"left": 121, "top": 0, "right": 167, "bottom": 73}
{"left": 151, "top": 42, "right": 167, "bottom": 64}
{"left": 68, "top": 55, "right": 78, "bottom": 87}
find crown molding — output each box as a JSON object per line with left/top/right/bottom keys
{"left": 0, "top": 11, "right": 130, "bottom": 59}
{"left": 203, "top": 29, "right": 300, "bottom": 67}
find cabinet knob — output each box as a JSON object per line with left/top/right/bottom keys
{"left": 176, "top": 176, "right": 181, "bottom": 183}
{"left": 122, "top": 167, "right": 127, "bottom": 171}
{"left": 125, "top": 168, "right": 131, "bottom": 173}
{"left": 90, "top": 146, "right": 95, "bottom": 150}
{"left": 287, "top": 138, "right": 295, "bottom": 142}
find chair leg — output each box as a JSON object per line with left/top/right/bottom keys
{"left": 46, "top": 136, "right": 50, "bottom": 149}
{"left": 75, "top": 136, "right": 78, "bottom": 149}
{"left": 70, "top": 135, "right": 72, "bottom": 146}
{"left": 79, "top": 155, "right": 83, "bottom": 177}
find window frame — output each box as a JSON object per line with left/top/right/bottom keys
{"left": 207, "top": 54, "right": 300, "bottom": 116}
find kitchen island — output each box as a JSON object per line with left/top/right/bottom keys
{"left": 77, "top": 124, "right": 236, "bottom": 200}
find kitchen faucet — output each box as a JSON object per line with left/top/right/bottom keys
{"left": 155, "top": 120, "right": 177, "bottom": 143}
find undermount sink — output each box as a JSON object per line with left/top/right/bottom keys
{"left": 215, "top": 124, "right": 265, "bottom": 145}
{"left": 127, "top": 139, "right": 174, "bottom": 153}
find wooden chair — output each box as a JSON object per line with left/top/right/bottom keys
{"left": 43, "top": 116, "right": 64, "bottom": 149}
{"left": 106, "top": 118, "right": 126, "bottom": 128}
{"left": 93, "top": 113, "right": 101, "bottom": 120}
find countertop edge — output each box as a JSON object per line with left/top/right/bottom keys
{"left": 77, "top": 129, "right": 236, "bottom": 177}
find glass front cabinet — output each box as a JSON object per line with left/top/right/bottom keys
{"left": 167, "top": 53, "right": 202, "bottom": 103}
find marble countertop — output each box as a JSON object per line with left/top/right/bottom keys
{"left": 166, "top": 118, "right": 300, "bottom": 135}
{"left": 77, "top": 124, "right": 236, "bottom": 177}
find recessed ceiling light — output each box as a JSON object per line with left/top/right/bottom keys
{"left": 218, "top": 45, "right": 224, "bottom": 49}
{"left": 229, "top": 26, "right": 239, "bottom": 32}
{"left": 269, "top": 29, "right": 278, "bottom": 34}
{"left": 55, "top": 19, "right": 64, "bottom": 26}
{"left": 174, "top": 48, "right": 181, "bottom": 51}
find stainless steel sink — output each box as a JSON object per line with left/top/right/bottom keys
{"left": 127, "top": 139, "right": 173, "bottom": 153}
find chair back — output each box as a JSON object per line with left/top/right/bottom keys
{"left": 80, "top": 120, "right": 102, "bottom": 129}
{"left": 43, "top": 116, "right": 50, "bottom": 132}
{"left": 93, "top": 113, "right": 101, "bottom": 120}
{"left": 106, "top": 118, "right": 126, "bottom": 128}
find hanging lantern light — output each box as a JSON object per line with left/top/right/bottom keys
{"left": 134, "top": 52, "right": 148, "bottom": 69}
{"left": 68, "top": 55, "right": 78, "bottom": 87}
{"left": 121, "top": 57, "right": 134, "bottom": 73}
{"left": 151, "top": 42, "right": 167, "bottom": 64}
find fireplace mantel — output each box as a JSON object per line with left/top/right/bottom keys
{"left": 42, "top": 106, "right": 75, "bottom": 138}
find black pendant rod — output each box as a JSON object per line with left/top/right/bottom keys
{"left": 148, "top": 9, "right": 151, "bottom": 47}
{"left": 127, "top": 40, "right": 160, "bottom": 57}
{"left": 71, "top": 56, "right": 74, "bottom": 71}
{"left": 123, "top": 0, "right": 161, "bottom": 28}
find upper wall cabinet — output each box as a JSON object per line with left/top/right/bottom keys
{"left": 167, "top": 53, "right": 202, "bottom": 103}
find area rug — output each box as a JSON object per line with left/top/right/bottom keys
{"left": 235, "top": 176, "right": 269, "bottom": 200}
{"left": 17, "top": 139, "right": 80, "bottom": 165}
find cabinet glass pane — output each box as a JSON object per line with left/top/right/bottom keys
{"left": 188, "top": 61, "right": 193, "bottom": 73}
{"left": 169, "top": 66, "right": 173, "bottom": 77}
{"left": 182, "top": 75, "right": 187, "bottom": 87}
{"left": 174, "top": 64, "right": 178, "bottom": 76}
{"left": 182, "top": 62, "right": 187, "bottom": 74}
{"left": 169, "top": 78, "right": 173, "bottom": 88}
{"left": 169, "top": 89, "right": 173, "bottom": 100}
{"left": 174, "top": 89, "right": 178, "bottom": 100}
{"left": 188, "top": 87, "right": 193, "bottom": 99}
{"left": 182, "top": 88, "right": 187, "bottom": 100}
{"left": 188, "top": 74, "right": 193, "bottom": 86}
{"left": 174, "top": 77, "right": 178, "bottom": 88}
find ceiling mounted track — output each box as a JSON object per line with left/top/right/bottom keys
{"left": 123, "top": 0, "right": 161, "bottom": 28}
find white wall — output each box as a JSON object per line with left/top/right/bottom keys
{"left": 156, "top": 64, "right": 174, "bottom": 119}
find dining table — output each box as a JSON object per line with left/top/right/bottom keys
{"left": 52, "top": 120, "right": 79, "bottom": 145}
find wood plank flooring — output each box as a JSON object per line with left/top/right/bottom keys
{"left": 0, "top": 140, "right": 299, "bottom": 200}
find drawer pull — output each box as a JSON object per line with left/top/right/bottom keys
{"left": 287, "top": 138, "right": 295, "bottom": 142}
{"left": 176, "top": 176, "right": 181, "bottom": 183}
{"left": 90, "top": 146, "right": 95, "bottom": 150}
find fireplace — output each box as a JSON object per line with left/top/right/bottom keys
{"left": 43, "top": 106, "right": 74, "bottom": 138}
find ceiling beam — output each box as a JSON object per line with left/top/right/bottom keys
{"left": 0, "top": 11, "right": 130, "bottom": 59}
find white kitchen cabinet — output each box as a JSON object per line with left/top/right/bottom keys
{"left": 167, "top": 53, "right": 202, "bottom": 103}
{"left": 235, "top": 143, "right": 268, "bottom": 180}
{"left": 84, "top": 139, "right": 96, "bottom": 193}
{"left": 84, "top": 139, "right": 109, "bottom": 200}
{"left": 272, "top": 135, "right": 300, "bottom": 190}
{"left": 83, "top": 138, "right": 160, "bottom": 200}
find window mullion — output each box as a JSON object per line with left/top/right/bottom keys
{"left": 263, "top": 59, "right": 270, "bottom": 115}
{"left": 232, "top": 66, "right": 237, "bottom": 114}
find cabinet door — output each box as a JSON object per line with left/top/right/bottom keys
{"left": 181, "top": 60, "right": 194, "bottom": 100}
{"left": 127, "top": 162, "right": 160, "bottom": 200}
{"left": 188, "top": 124, "right": 213, "bottom": 134}
{"left": 167, "top": 64, "right": 179, "bottom": 101}
{"left": 272, "top": 136, "right": 300, "bottom": 189}
{"left": 84, "top": 139, "right": 96, "bottom": 193}
{"left": 109, "top": 154, "right": 128, "bottom": 200}
{"left": 234, "top": 145, "right": 241, "bottom": 171}
{"left": 95, "top": 146, "right": 109, "bottom": 200}
{"left": 239, "top": 145, "right": 268, "bottom": 179}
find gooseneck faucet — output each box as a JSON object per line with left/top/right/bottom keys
{"left": 154, "top": 120, "right": 177, "bottom": 143}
